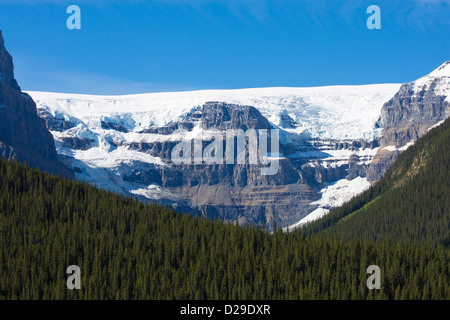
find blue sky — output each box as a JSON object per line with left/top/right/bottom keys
{"left": 0, "top": 0, "right": 449, "bottom": 94}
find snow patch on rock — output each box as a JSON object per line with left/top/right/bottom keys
{"left": 285, "top": 176, "right": 372, "bottom": 231}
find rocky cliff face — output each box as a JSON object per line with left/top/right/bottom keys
{"left": 0, "top": 30, "right": 71, "bottom": 177}
{"left": 34, "top": 97, "right": 380, "bottom": 229}
{"left": 368, "top": 61, "right": 450, "bottom": 181}
{"left": 134, "top": 102, "right": 312, "bottom": 226}
{"left": 27, "top": 62, "right": 449, "bottom": 229}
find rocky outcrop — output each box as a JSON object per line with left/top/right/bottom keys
{"left": 60, "top": 137, "right": 95, "bottom": 150}
{"left": 279, "top": 110, "right": 297, "bottom": 129}
{"left": 368, "top": 62, "right": 450, "bottom": 181}
{"left": 139, "top": 101, "right": 272, "bottom": 135}
{"left": 378, "top": 83, "right": 449, "bottom": 147}
{"left": 31, "top": 60, "right": 450, "bottom": 230}
{"left": 37, "top": 109, "right": 77, "bottom": 132}
{"left": 111, "top": 102, "right": 378, "bottom": 228}
{"left": 0, "top": 30, "right": 72, "bottom": 177}
{"left": 101, "top": 120, "right": 129, "bottom": 133}
{"left": 199, "top": 101, "right": 273, "bottom": 130}
{"left": 34, "top": 92, "right": 384, "bottom": 229}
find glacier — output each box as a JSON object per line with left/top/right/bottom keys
{"left": 27, "top": 84, "right": 402, "bottom": 228}
{"left": 23, "top": 61, "right": 450, "bottom": 229}
{"left": 29, "top": 84, "right": 401, "bottom": 140}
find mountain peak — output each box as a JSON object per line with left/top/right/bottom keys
{"left": 428, "top": 60, "right": 450, "bottom": 78}
{"left": 410, "top": 61, "right": 450, "bottom": 101}
{"left": 414, "top": 61, "right": 450, "bottom": 83}
{"left": 0, "top": 29, "right": 72, "bottom": 178}
{"left": 0, "top": 29, "right": 20, "bottom": 90}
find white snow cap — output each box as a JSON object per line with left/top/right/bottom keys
{"left": 428, "top": 61, "right": 450, "bottom": 78}
{"left": 411, "top": 61, "right": 450, "bottom": 102}
{"left": 28, "top": 83, "right": 400, "bottom": 141}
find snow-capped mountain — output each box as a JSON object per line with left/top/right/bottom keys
{"left": 26, "top": 61, "right": 450, "bottom": 229}
{"left": 368, "top": 61, "right": 450, "bottom": 181}
{"left": 411, "top": 61, "right": 450, "bottom": 102}
{"left": 0, "top": 30, "right": 70, "bottom": 177}
{"left": 30, "top": 84, "right": 400, "bottom": 141}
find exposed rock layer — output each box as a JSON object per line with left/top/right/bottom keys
{"left": 368, "top": 65, "right": 450, "bottom": 181}
{"left": 0, "top": 30, "right": 71, "bottom": 177}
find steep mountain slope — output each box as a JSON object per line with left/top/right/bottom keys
{"left": 303, "top": 117, "right": 450, "bottom": 247}
{"left": 28, "top": 85, "right": 400, "bottom": 228}
{"left": 0, "top": 30, "right": 71, "bottom": 177}
{"left": 368, "top": 61, "right": 450, "bottom": 181}
{"left": 29, "top": 84, "right": 400, "bottom": 140}
{"left": 26, "top": 61, "right": 449, "bottom": 229}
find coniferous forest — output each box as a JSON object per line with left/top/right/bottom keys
{"left": 0, "top": 153, "right": 449, "bottom": 300}
{"left": 1, "top": 1, "right": 450, "bottom": 305}
{"left": 303, "top": 117, "right": 450, "bottom": 247}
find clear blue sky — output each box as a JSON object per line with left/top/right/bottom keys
{"left": 0, "top": 0, "right": 449, "bottom": 94}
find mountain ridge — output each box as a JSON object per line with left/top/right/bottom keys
{"left": 367, "top": 61, "right": 450, "bottom": 181}
{"left": 302, "top": 116, "right": 450, "bottom": 247}
{"left": 26, "top": 61, "right": 450, "bottom": 228}
{"left": 0, "top": 30, "right": 72, "bottom": 178}
{"left": 30, "top": 89, "right": 395, "bottom": 228}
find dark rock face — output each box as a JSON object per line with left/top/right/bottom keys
{"left": 367, "top": 148, "right": 400, "bottom": 182}
{"left": 140, "top": 122, "right": 196, "bottom": 135}
{"left": 101, "top": 120, "right": 129, "bottom": 133}
{"left": 117, "top": 102, "right": 375, "bottom": 228}
{"left": 199, "top": 102, "right": 273, "bottom": 130}
{"left": 60, "top": 137, "right": 95, "bottom": 150}
{"left": 279, "top": 110, "right": 297, "bottom": 129}
{"left": 139, "top": 102, "right": 272, "bottom": 135}
{"left": 113, "top": 79, "right": 446, "bottom": 227}
{"left": 37, "top": 109, "right": 77, "bottom": 132}
{"left": 36, "top": 95, "right": 384, "bottom": 229}
{"left": 368, "top": 70, "right": 450, "bottom": 181}
{"left": 0, "top": 30, "right": 72, "bottom": 177}
{"left": 378, "top": 83, "right": 449, "bottom": 147}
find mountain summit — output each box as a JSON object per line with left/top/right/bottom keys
{"left": 368, "top": 61, "right": 450, "bottom": 181}
{"left": 0, "top": 31, "right": 20, "bottom": 91}
{"left": 411, "top": 60, "right": 450, "bottom": 100}
{"left": 26, "top": 61, "right": 450, "bottom": 228}
{"left": 0, "top": 30, "right": 71, "bottom": 177}
{"left": 28, "top": 85, "right": 400, "bottom": 229}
